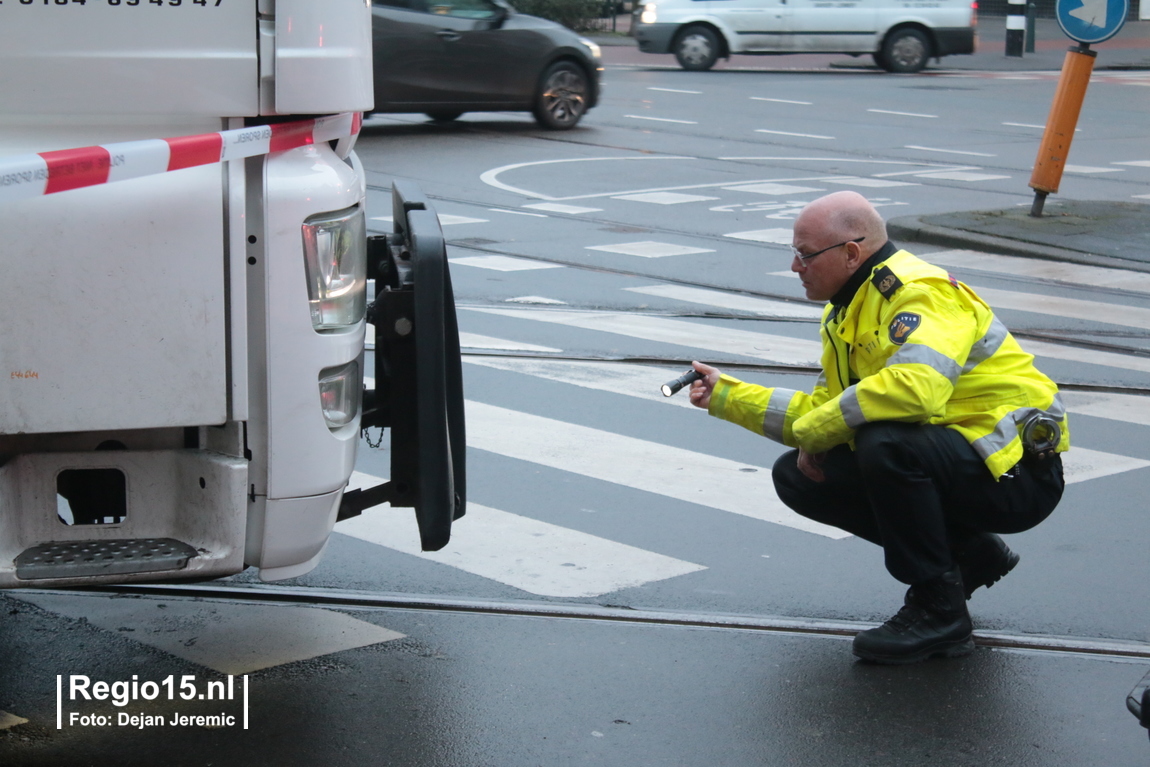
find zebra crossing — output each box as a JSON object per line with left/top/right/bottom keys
{"left": 341, "top": 247, "right": 1150, "bottom": 600}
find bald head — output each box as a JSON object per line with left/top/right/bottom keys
{"left": 793, "top": 191, "right": 887, "bottom": 257}
{"left": 790, "top": 192, "right": 890, "bottom": 302}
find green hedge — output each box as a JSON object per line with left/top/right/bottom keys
{"left": 509, "top": 0, "right": 606, "bottom": 31}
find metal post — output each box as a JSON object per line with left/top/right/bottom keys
{"left": 1007, "top": 0, "right": 1026, "bottom": 56}
{"left": 1025, "top": 0, "right": 1037, "bottom": 53}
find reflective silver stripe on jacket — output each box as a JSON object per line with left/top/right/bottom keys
{"left": 971, "top": 393, "right": 1068, "bottom": 461}
{"left": 886, "top": 343, "right": 962, "bottom": 385}
{"left": 839, "top": 385, "right": 867, "bottom": 429}
{"left": 762, "top": 388, "right": 800, "bottom": 441}
{"left": 962, "top": 316, "right": 1010, "bottom": 374}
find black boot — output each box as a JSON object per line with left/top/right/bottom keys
{"left": 852, "top": 569, "right": 974, "bottom": 664}
{"left": 953, "top": 532, "right": 1019, "bottom": 600}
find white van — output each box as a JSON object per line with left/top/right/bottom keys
{"left": 632, "top": 0, "right": 977, "bottom": 72}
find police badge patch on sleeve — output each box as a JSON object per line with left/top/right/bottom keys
{"left": 888, "top": 312, "right": 921, "bottom": 345}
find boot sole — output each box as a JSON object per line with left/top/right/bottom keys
{"left": 852, "top": 635, "right": 975, "bottom": 665}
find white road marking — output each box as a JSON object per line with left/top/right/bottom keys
{"left": 1060, "top": 447, "right": 1150, "bottom": 483}
{"left": 450, "top": 255, "right": 563, "bottom": 272}
{"left": 925, "top": 249, "right": 1150, "bottom": 295}
{"left": 523, "top": 202, "right": 603, "bottom": 214}
{"left": 869, "top": 109, "right": 938, "bottom": 118}
{"left": 464, "top": 307, "right": 821, "bottom": 365}
{"left": 490, "top": 208, "right": 548, "bottom": 217}
{"left": 586, "top": 241, "right": 715, "bottom": 258}
{"left": 724, "top": 227, "right": 794, "bottom": 244}
{"left": 463, "top": 401, "right": 848, "bottom": 538}
{"left": 479, "top": 156, "right": 693, "bottom": 200}
{"left": 755, "top": 129, "right": 835, "bottom": 139}
{"left": 0, "top": 712, "right": 27, "bottom": 731}
{"left": 340, "top": 473, "right": 707, "bottom": 598}
{"left": 1018, "top": 338, "right": 1150, "bottom": 375}
{"left": 974, "top": 286, "right": 1150, "bottom": 331}
{"left": 1062, "top": 390, "right": 1150, "bottom": 427}
{"left": 613, "top": 192, "right": 720, "bottom": 204}
{"left": 465, "top": 356, "right": 702, "bottom": 409}
{"left": 505, "top": 296, "right": 568, "bottom": 305}
{"left": 624, "top": 284, "right": 822, "bottom": 318}
{"left": 1003, "top": 122, "right": 1047, "bottom": 129}
{"left": 626, "top": 115, "right": 698, "bottom": 124}
{"left": 825, "top": 177, "right": 920, "bottom": 188}
{"left": 751, "top": 97, "right": 812, "bottom": 105}
{"left": 372, "top": 214, "right": 487, "bottom": 226}
{"left": 650, "top": 87, "right": 702, "bottom": 94}
{"left": 1064, "top": 165, "right": 1124, "bottom": 174}
{"left": 13, "top": 593, "right": 404, "bottom": 675}
{"left": 1113, "top": 160, "right": 1150, "bottom": 167}
{"left": 1135, "top": 194, "right": 1150, "bottom": 200}
{"left": 914, "top": 171, "right": 1012, "bottom": 182}
{"left": 723, "top": 182, "right": 824, "bottom": 195}
{"left": 458, "top": 333, "right": 561, "bottom": 353}
{"left": 905, "top": 145, "right": 997, "bottom": 157}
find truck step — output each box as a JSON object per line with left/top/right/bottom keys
{"left": 15, "top": 538, "right": 199, "bottom": 580}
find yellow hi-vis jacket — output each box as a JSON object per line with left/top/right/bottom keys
{"left": 708, "top": 249, "right": 1070, "bottom": 479}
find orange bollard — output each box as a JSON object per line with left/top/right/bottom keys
{"left": 1029, "top": 45, "right": 1096, "bottom": 217}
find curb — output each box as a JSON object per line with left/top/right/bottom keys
{"left": 886, "top": 215, "right": 1150, "bottom": 274}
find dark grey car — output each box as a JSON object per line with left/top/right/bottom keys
{"left": 370, "top": 0, "right": 602, "bottom": 130}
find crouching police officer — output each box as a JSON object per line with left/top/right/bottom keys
{"left": 688, "top": 191, "right": 1068, "bottom": 664}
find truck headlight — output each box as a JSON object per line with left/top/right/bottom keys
{"left": 318, "top": 360, "right": 361, "bottom": 430}
{"left": 302, "top": 205, "right": 367, "bottom": 331}
{"left": 640, "top": 3, "right": 658, "bottom": 24}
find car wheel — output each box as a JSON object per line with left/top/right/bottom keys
{"left": 533, "top": 61, "right": 589, "bottom": 131}
{"left": 872, "top": 51, "right": 888, "bottom": 70}
{"left": 674, "top": 25, "right": 719, "bottom": 71}
{"left": 425, "top": 111, "right": 463, "bottom": 122}
{"left": 880, "top": 28, "right": 930, "bottom": 73}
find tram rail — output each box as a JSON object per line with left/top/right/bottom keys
{"left": 28, "top": 583, "right": 1150, "bottom": 664}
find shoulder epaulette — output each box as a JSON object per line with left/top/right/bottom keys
{"left": 871, "top": 265, "right": 903, "bottom": 300}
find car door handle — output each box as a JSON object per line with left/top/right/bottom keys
{"left": 436, "top": 29, "right": 462, "bottom": 41}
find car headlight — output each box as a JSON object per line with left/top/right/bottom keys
{"left": 578, "top": 36, "right": 602, "bottom": 60}
{"left": 640, "top": 3, "right": 657, "bottom": 24}
{"left": 302, "top": 205, "right": 367, "bottom": 331}
{"left": 318, "top": 360, "right": 361, "bottom": 431}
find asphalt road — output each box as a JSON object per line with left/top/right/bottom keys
{"left": 4, "top": 60, "right": 1150, "bottom": 765}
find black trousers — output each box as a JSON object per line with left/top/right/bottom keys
{"left": 772, "top": 421, "right": 1065, "bottom": 585}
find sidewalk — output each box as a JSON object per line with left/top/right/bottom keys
{"left": 887, "top": 199, "right": 1150, "bottom": 273}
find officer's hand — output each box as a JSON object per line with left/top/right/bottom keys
{"left": 687, "top": 361, "right": 720, "bottom": 410}
{"left": 797, "top": 448, "right": 827, "bottom": 483}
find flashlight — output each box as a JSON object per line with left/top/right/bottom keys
{"left": 661, "top": 369, "right": 703, "bottom": 397}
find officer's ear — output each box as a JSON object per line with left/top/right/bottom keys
{"left": 844, "top": 239, "right": 867, "bottom": 269}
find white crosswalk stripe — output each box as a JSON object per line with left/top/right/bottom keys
{"left": 925, "top": 249, "right": 1150, "bottom": 296}
{"left": 339, "top": 472, "right": 707, "bottom": 598}
{"left": 464, "top": 307, "right": 821, "bottom": 365}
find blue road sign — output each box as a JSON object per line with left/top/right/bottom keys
{"left": 1057, "top": 0, "right": 1129, "bottom": 44}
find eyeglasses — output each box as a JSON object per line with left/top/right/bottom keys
{"left": 791, "top": 236, "right": 865, "bottom": 265}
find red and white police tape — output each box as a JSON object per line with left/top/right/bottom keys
{"left": 0, "top": 112, "right": 362, "bottom": 205}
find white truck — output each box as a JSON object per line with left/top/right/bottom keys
{"left": 0, "top": 0, "right": 464, "bottom": 588}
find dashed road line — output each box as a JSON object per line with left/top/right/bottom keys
{"left": 626, "top": 115, "right": 699, "bottom": 124}
{"left": 755, "top": 129, "right": 835, "bottom": 139}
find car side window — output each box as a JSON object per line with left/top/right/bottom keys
{"left": 373, "top": 0, "right": 430, "bottom": 11}
{"left": 427, "top": 0, "right": 502, "bottom": 19}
